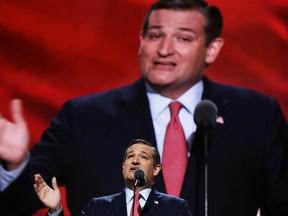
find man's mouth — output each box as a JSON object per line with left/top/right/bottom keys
{"left": 130, "top": 167, "right": 139, "bottom": 171}
{"left": 154, "top": 61, "right": 176, "bottom": 66}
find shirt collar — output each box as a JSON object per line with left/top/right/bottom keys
{"left": 125, "top": 187, "right": 152, "bottom": 204}
{"left": 146, "top": 80, "right": 204, "bottom": 120}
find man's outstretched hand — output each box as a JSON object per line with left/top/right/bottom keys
{"left": 0, "top": 99, "right": 30, "bottom": 170}
{"left": 34, "top": 173, "right": 62, "bottom": 213}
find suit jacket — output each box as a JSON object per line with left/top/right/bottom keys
{"left": 55, "top": 188, "right": 191, "bottom": 216}
{"left": 1, "top": 76, "right": 288, "bottom": 216}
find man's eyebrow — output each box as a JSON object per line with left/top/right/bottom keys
{"left": 140, "top": 151, "right": 150, "bottom": 156}
{"left": 147, "top": 26, "right": 196, "bottom": 34}
{"left": 147, "top": 25, "right": 162, "bottom": 30}
{"left": 127, "top": 150, "right": 134, "bottom": 155}
{"left": 178, "top": 27, "right": 195, "bottom": 33}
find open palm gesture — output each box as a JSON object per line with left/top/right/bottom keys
{"left": 34, "top": 174, "right": 62, "bottom": 213}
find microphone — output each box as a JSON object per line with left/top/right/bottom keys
{"left": 134, "top": 168, "right": 146, "bottom": 187}
{"left": 194, "top": 99, "right": 218, "bottom": 133}
{"left": 132, "top": 169, "right": 146, "bottom": 216}
{"left": 193, "top": 100, "right": 218, "bottom": 216}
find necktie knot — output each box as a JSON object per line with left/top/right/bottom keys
{"left": 169, "top": 101, "right": 182, "bottom": 117}
{"left": 135, "top": 192, "right": 141, "bottom": 203}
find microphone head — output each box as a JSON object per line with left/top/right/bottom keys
{"left": 134, "top": 169, "right": 146, "bottom": 187}
{"left": 134, "top": 168, "right": 145, "bottom": 180}
{"left": 194, "top": 100, "right": 218, "bottom": 132}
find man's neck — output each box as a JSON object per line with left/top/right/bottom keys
{"left": 145, "top": 77, "right": 203, "bottom": 100}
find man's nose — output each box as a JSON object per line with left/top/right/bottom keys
{"left": 158, "top": 38, "right": 174, "bottom": 57}
{"left": 132, "top": 156, "right": 140, "bottom": 164}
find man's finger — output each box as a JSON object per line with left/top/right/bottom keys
{"left": 52, "top": 177, "right": 59, "bottom": 191}
{"left": 10, "top": 99, "right": 25, "bottom": 123}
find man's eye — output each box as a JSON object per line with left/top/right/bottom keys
{"left": 148, "top": 33, "right": 161, "bottom": 40}
{"left": 179, "top": 37, "right": 191, "bottom": 42}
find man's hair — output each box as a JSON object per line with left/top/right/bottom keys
{"left": 123, "top": 139, "right": 161, "bottom": 166}
{"left": 141, "top": 0, "right": 223, "bottom": 47}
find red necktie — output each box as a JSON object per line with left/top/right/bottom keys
{"left": 162, "top": 101, "right": 188, "bottom": 196}
{"left": 130, "top": 193, "right": 141, "bottom": 216}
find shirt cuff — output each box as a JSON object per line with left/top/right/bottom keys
{"left": 0, "top": 152, "right": 30, "bottom": 191}
{"left": 47, "top": 206, "right": 63, "bottom": 216}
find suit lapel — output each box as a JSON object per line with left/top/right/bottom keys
{"left": 142, "top": 188, "right": 162, "bottom": 216}
{"left": 201, "top": 76, "right": 229, "bottom": 158}
{"left": 181, "top": 76, "right": 229, "bottom": 199}
{"left": 117, "top": 79, "right": 157, "bottom": 148}
{"left": 111, "top": 190, "right": 127, "bottom": 216}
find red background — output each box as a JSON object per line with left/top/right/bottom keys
{"left": 0, "top": 0, "right": 287, "bottom": 215}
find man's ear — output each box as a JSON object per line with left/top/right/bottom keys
{"left": 153, "top": 164, "right": 162, "bottom": 177}
{"left": 205, "top": 37, "right": 224, "bottom": 64}
{"left": 138, "top": 31, "right": 145, "bottom": 55}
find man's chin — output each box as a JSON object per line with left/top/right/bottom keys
{"left": 125, "top": 179, "right": 136, "bottom": 188}
{"left": 146, "top": 79, "right": 173, "bottom": 90}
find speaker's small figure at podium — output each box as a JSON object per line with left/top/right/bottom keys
{"left": 34, "top": 139, "right": 192, "bottom": 216}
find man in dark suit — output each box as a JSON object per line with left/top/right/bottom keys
{"left": 34, "top": 139, "right": 191, "bottom": 216}
{"left": 0, "top": 0, "right": 288, "bottom": 216}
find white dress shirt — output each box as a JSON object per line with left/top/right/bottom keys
{"left": 146, "top": 80, "right": 203, "bottom": 159}
{"left": 126, "top": 187, "right": 151, "bottom": 214}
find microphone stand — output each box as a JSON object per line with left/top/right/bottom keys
{"left": 193, "top": 99, "right": 218, "bottom": 216}
{"left": 203, "top": 131, "right": 209, "bottom": 216}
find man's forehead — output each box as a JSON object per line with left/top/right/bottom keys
{"left": 148, "top": 9, "right": 205, "bottom": 30}
{"left": 127, "top": 144, "right": 151, "bottom": 153}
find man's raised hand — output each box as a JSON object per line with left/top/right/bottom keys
{"left": 0, "top": 99, "right": 30, "bottom": 170}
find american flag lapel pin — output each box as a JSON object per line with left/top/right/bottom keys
{"left": 216, "top": 116, "right": 224, "bottom": 124}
